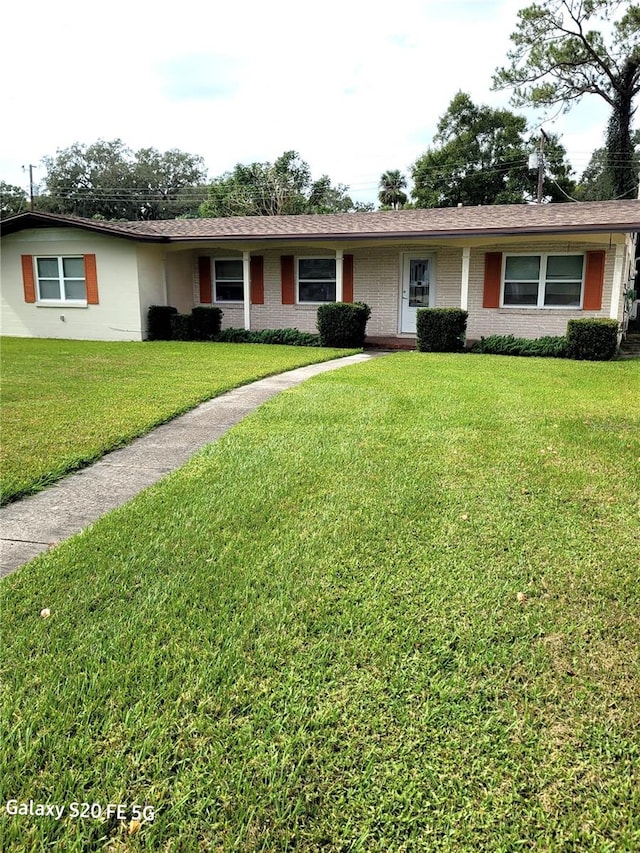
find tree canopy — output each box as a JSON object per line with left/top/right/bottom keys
{"left": 378, "top": 170, "right": 408, "bottom": 209}
{"left": 199, "top": 151, "right": 372, "bottom": 217}
{"left": 0, "top": 181, "right": 28, "bottom": 219}
{"left": 576, "top": 131, "right": 640, "bottom": 198}
{"left": 493, "top": 0, "right": 640, "bottom": 199}
{"left": 39, "top": 139, "right": 208, "bottom": 220}
{"left": 411, "top": 92, "right": 575, "bottom": 207}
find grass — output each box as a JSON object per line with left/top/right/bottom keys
{"left": 1, "top": 353, "right": 639, "bottom": 851}
{"left": 0, "top": 337, "right": 356, "bottom": 504}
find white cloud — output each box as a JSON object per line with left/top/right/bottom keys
{"left": 1, "top": 0, "right": 632, "bottom": 205}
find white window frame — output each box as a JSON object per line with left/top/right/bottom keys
{"left": 501, "top": 252, "right": 585, "bottom": 309}
{"left": 214, "top": 257, "right": 244, "bottom": 303}
{"left": 35, "top": 256, "right": 87, "bottom": 304}
{"left": 296, "top": 256, "right": 337, "bottom": 304}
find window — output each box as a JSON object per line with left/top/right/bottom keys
{"left": 298, "top": 258, "right": 336, "bottom": 303}
{"left": 36, "top": 257, "right": 86, "bottom": 302}
{"left": 503, "top": 254, "right": 584, "bottom": 308}
{"left": 215, "top": 259, "right": 244, "bottom": 301}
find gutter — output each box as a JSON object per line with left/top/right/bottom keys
{"left": 161, "top": 224, "right": 640, "bottom": 243}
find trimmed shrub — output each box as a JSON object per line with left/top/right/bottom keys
{"left": 252, "top": 328, "right": 320, "bottom": 347}
{"left": 215, "top": 328, "right": 253, "bottom": 343}
{"left": 416, "top": 308, "right": 468, "bottom": 352}
{"left": 472, "top": 334, "right": 568, "bottom": 358}
{"left": 566, "top": 318, "right": 619, "bottom": 361}
{"left": 316, "top": 302, "right": 371, "bottom": 347}
{"left": 214, "top": 327, "right": 321, "bottom": 346}
{"left": 191, "top": 306, "right": 223, "bottom": 341}
{"left": 147, "top": 305, "right": 178, "bottom": 341}
{"left": 169, "top": 313, "right": 193, "bottom": 342}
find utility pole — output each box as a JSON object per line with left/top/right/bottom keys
{"left": 28, "top": 165, "right": 36, "bottom": 211}
{"left": 536, "top": 130, "right": 548, "bottom": 204}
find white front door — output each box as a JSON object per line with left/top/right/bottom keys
{"left": 401, "top": 255, "right": 434, "bottom": 334}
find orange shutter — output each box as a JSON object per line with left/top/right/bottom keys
{"left": 84, "top": 254, "right": 99, "bottom": 304}
{"left": 483, "top": 252, "right": 502, "bottom": 308}
{"left": 21, "top": 255, "right": 36, "bottom": 303}
{"left": 281, "top": 255, "right": 295, "bottom": 305}
{"left": 583, "top": 251, "right": 605, "bottom": 311}
{"left": 343, "top": 254, "right": 354, "bottom": 302}
{"left": 198, "top": 257, "right": 212, "bottom": 304}
{"left": 250, "top": 256, "right": 264, "bottom": 305}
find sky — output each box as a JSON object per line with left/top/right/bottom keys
{"left": 1, "top": 0, "right": 622, "bottom": 207}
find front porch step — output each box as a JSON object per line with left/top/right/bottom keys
{"left": 365, "top": 336, "right": 417, "bottom": 351}
{"left": 619, "top": 332, "right": 640, "bottom": 358}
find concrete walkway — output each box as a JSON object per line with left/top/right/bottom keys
{"left": 1, "top": 351, "right": 389, "bottom": 578}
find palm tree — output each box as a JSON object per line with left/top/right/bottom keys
{"left": 378, "top": 170, "right": 408, "bottom": 210}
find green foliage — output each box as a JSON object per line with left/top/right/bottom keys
{"left": 199, "top": 150, "right": 372, "bottom": 217}
{"left": 316, "top": 302, "right": 372, "bottom": 347}
{"left": 493, "top": 1, "right": 640, "bottom": 200}
{"left": 146, "top": 305, "right": 178, "bottom": 341}
{"left": 576, "top": 131, "right": 640, "bottom": 201}
{"left": 473, "top": 323, "right": 621, "bottom": 360}
{"left": 378, "top": 170, "right": 408, "bottom": 209}
{"left": 215, "top": 328, "right": 320, "bottom": 346}
{"left": 169, "top": 313, "right": 194, "bottom": 341}
{"left": 214, "top": 327, "right": 253, "bottom": 343}
{"left": 249, "top": 328, "right": 320, "bottom": 347}
{"left": 0, "top": 181, "right": 28, "bottom": 219}
{"left": 416, "top": 308, "right": 468, "bottom": 352}
{"left": 566, "top": 318, "right": 620, "bottom": 360}
{"left": 39, "top": 139, "right": 207, "bottom": 220}
{"left": 411, "top": 93, "right": 574, "bottom": 207}
{"left": 472, "top": 334, "right": 568, "bottom": 357}
{"left": 191, "top": 306, "right": 223, "bottom": 341}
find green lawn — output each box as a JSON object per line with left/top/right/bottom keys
{"left": 0, "top": 337, "right": 355, "bottom": 504}
{"left": 1, "top": 354, "right": 639, "bottom": 851}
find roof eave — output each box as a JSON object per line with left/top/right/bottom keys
{"left": 162, "top": 223, "right": 640, "bottom": 243}
{"left": 0, "top": 212, "right": 166, "bottom": 242}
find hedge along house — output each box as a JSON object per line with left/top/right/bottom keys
{"left": 1, "top": 201, "right": 638, "bottom": 344}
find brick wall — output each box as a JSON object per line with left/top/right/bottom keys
{"left": 185, "top": 240, "right": 621, "bottom": 339}
{"left": 466, "top": 241, "right": 616, "bottom": 342}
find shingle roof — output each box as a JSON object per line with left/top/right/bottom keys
{"left": 2, "top": 200, "right": 639, "bottom": 242}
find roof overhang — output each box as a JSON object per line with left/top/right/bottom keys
{"left": 2, "top": 204, "right": 639, "bottom": 245}
{"left": 0, "top": 212, "right": 164, "bottom": 242}
{"left": 162, "top": 224, "right": 639, "bottom": 243}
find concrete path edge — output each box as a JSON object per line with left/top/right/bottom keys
{"left": 0, "top": 351, "right": 390, "bottom": 577}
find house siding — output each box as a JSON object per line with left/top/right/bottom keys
{"left": 166, "top": 252, "right": 195, "bottom": 315}
{"left": 0, "top": 229, "right": 142, "bottom": 341}
{"left": 136, "top": 245, "right": 166, "bottom": 338}
{"left": 3, "top": 219, "right": 631, "bottom": 343}
{"left": 185, "top": 240, "right": 626, "bottom": 340}
{"left": 465, "top": 241, "right": 620, "bottom": 342}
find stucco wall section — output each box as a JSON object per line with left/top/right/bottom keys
{"left": 1, "top": 229, "right": 141, "bottom": 340}
{"left": 136, "top": 245, "right": 166, "bottom": 338}
{"left": 166, "top": 251, "right": 195, "bottom": 315}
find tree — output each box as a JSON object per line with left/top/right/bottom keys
{"left": 132, "top": 147, "right": 208, "bottom": 220}
{"left": 199, "top": 151, "right": 370, "bottom": 217}
{"left": 575, "top": 147, "right": 621, "bottom": 199}
{"left": 0, "top": 181, "right": 28, "bottom": 219}
{"left": 411, "top": 92, "right": 575, "bottom": 207}
{"left": 378, "top": 170, "right": 408, "bottom": 209}
{"left": 493, "top": 0, "right": 640, "bottom": 199}
{"left": 576, "top": 131, "right": 640, "bottom": 198}
{"left": 40, "top": 139, "right": 207, "bottom": 220}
